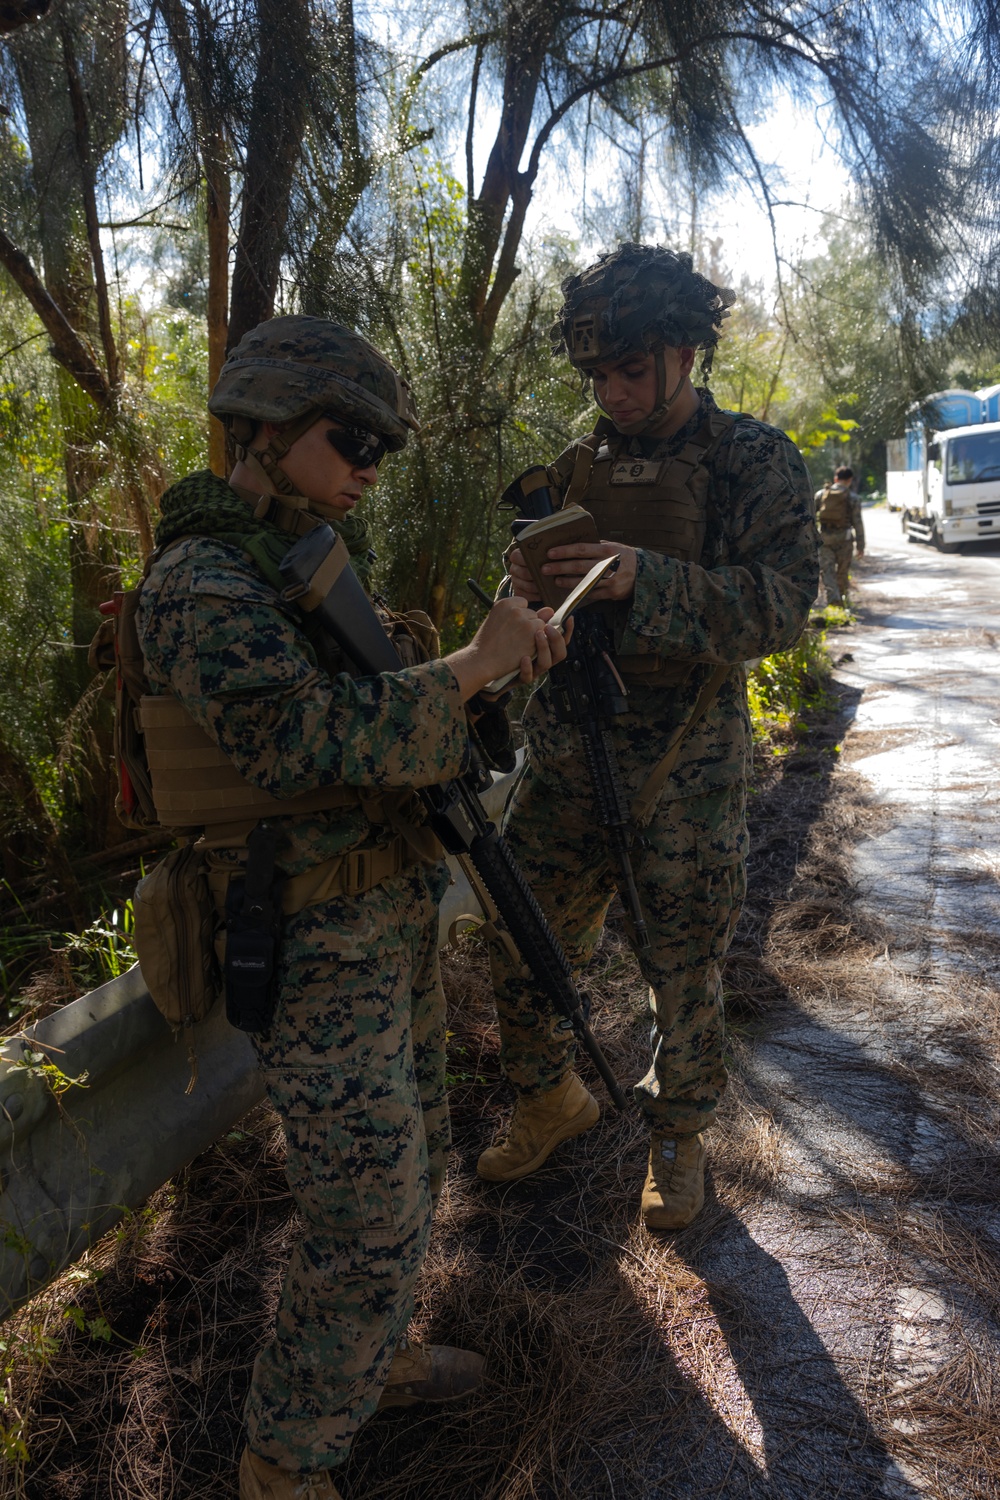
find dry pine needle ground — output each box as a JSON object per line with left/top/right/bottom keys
{"left": 1, "top": 670, "right": 999, "bottom": 1498}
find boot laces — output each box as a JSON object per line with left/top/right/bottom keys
{"left": 503, "top": 1094, "right": 542, "bottom": 1151}
{"left": 295, "top": 1477, "right": 334, "bottom": 1500}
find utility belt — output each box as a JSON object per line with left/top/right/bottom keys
{"left": 204, "top": 830, "right": 411, "bottom": 921}
{"left": 614, "top": 655, "right": 692, "bottom": 688}
{"left": 819, "top": 524, "right": 852, "bottom": 536}
{"left": 103, "top": 510, "right": 446, "bottom": 1065}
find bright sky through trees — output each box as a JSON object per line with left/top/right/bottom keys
{"left": 519, "top": 89, "right": 854, "bottom": 287}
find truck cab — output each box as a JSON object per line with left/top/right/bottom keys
{"left": 890, "top": 389, "right": 1000, "bottom": 551}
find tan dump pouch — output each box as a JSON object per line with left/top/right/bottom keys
{"left": 139, "top": 694, "right": 362, "bottom": 831}
{"left": 133, "top": 842, "right": 219, "bottom": 1030}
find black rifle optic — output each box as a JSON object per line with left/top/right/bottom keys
{"left": 500, "top": 468, "right": 650, "bottom": 949}
{"left": 279, "top": 525, "right": 630, "bottom": 1113}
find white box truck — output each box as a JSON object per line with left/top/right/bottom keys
{"left": 889, "top": 386, "right": 1000, "bottom": 552}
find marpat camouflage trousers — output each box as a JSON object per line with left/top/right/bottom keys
{"left": 819, "top": 531, "right": 854, "bottom": 603}
{"left": 245, "top": 866, "right": 449, "bottom": 1471}
{"left": 491, "top": 768, "right": 747, "bottom": 1136}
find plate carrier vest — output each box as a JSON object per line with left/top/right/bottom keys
{"left": 557, "top": 406, "right": 736, "bottom": 685}
{"left": 90, "top": 526, "right": 440, "bottom": 909}
{"left": 817, "top": 483, "right": 852, "bottom": 530}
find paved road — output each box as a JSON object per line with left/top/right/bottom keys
{"left": 841, "top": 506, "right": 1000, "bottom": 947}
{"left": 836, "top": 509, "right": 1000, "bottom": 1495}
{"left": 653, "top": 508, "right": 1000, "bottom": 1498}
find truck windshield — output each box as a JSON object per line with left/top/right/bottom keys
{"left": 945, "top": 431, "right": 1000, "bottom": 484}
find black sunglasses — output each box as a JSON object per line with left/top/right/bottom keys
{"left": 323, "top": 421, "right": 388, "bottom": 469}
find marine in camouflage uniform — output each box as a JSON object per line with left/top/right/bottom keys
{"left": 816, "top": 465, "right": 866, "bottom": 605}
{"left": 134, "top": 319, "right": 564, "bottom": 1500}
{"left": 479, "top": 246, "right": 819, "bottom": 1230}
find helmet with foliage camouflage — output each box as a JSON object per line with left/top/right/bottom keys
{"left": 552, "top": 244, "right": 736, "bottom": 368}
{"left": 209, "top": 315, "right": 419, "bottom": 451}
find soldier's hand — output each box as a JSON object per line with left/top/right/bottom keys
{"left": 541, "top": 540, "right": 638, "bottom": 601}
{"left": 507, "top": 547, "right": 542, "bottom": 602}
{"left": 446, "top": 598, "right": 572, "bottom": 700}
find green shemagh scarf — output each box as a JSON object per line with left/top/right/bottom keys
{"left": 154, "top": 469, "right": 374, "bottom": 590}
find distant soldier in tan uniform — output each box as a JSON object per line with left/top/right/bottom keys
{"left": 816, "top": 464, "right": 865, "bottom": 605}
{"left": 478, "top": 245, "right": 819, "bottom": 1231}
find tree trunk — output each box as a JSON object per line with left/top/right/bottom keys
{"left": 227, "top": 0, "right": 311, "bottom": 349}
{"left": 206, "top": 151, "right": 230, "bottom": 474}
{"left": 159, "top": 0, "right": 231, "bottom": 473}
{"left": 459, "top": 13, "right": 552, "bottom": 343}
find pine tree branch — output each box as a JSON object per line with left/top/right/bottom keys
{"left": 0, "top": 227, "right": 112, "bottom": 409}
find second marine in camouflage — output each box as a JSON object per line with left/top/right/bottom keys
{"left": 480, "top": 244, "right": 819, "bottom": 1228}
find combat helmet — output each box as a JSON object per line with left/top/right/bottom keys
{"left": 552, "top": 244, "right": 736, "bottom": 434}
{"left": 209, "top": 315, "right": 419, "bottom": 495}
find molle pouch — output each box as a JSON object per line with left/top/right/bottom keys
{"left": 223, "top": 822, "right": 284, "bottom": 1034}
{"left": 224, "top": 880, "right": 280, "bottom": 1033}
{"left": 379, "top": 606, "right": 440, "bottom": 667}
{"left": 133, "top": 841, "right": 220, "bottom": 1029}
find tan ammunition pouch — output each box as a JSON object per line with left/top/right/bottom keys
{"left": 562, "top": 408, "right": 736, "bottom": 686}
{"left": 817, "top": 484, "right": 852, "bottom": 530}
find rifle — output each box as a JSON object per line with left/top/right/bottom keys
{"left": 278, "top": 525, "right": 630, "bottom": 1113}
{"left": 500, "top": 468, "right": 651, "bottom": 949}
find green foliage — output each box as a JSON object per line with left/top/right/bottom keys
{"left": 129, "top": 307, "right": 210, "bottom": 487}
{"left": 60, "top": 901, "right": 136, "bottom": 992}
{"left": 3, "top": 1046, "right": 89, "bottom": 1100}
{"left": 0, "top": 302, "right": 76, "bottom": 814}
{"left": 63, "top": 1306, "right": 112, "bottom": 1342}
{"left": 777, "top": 220, "right": 949, "bottom": 487}
{"left": 364, "top": 154, "right": 591, "bottom": 635}
{"left": 747, "top": 630, "right": 833, "bottom": 741}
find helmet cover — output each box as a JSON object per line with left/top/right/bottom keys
{"left": 209, "top": 315, "right": 419, "bottom": 451}
{"left": 552, "top": 244, "right": 736, "bottom": 369}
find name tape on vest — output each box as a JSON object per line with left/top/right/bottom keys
{"left": 610, "top": 458, "right": 663, "bottom": 486}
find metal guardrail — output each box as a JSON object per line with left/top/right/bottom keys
{"left": 0, "top": 765, "right": 519, "bottom": 1320}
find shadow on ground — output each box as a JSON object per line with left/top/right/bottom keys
{"left": 12, "top": 650, "right": 992, "bottom": 1499}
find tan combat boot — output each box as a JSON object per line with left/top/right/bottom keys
{"left": 476, "top": 1072, "right": 600, "bottom": 1183}
{"left": 641, "top": 1131, "right": 707, "bottom": 1231}
{"left": 376, "top": 1340, "right": 485, "bottom": 1410}
{"left": 239, "top": 1447, "right": 342, "bottom": 1499}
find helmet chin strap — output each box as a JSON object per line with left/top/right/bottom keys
{"left": 593, "top": 348, "right": 688, "bottom": 437}
{"left": 232, "top": 408, "right": 322, "bottom": 498}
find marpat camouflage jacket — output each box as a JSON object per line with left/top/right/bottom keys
{"left": 137, "top": 532, "right": 468, "bottom": 875}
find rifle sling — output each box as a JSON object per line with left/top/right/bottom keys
{"left": 630, "top": 664, "right": 731, "bottom": 829}
{"left": 562, "top": 433, "right": 599, "bottom": 509}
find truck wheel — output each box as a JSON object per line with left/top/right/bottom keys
{"left": 932, "top": 527, "right": 960, "bottom": 554}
